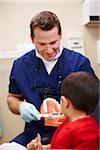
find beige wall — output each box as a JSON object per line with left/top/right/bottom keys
{"left": 0, "top": 1, "right": 100, "bottom": 143}
{"left": 0, "top": 59, "right": 25, "bottom": 144}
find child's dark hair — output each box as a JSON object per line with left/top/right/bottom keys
{"left": 61, "top": 71, "right": 99, "bottom": 114}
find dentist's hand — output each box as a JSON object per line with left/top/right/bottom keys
{"left": 19, "top": 102, "right": 40, "bottom": 123}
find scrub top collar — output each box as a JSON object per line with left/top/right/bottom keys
{"left": 35, "top": 45, "right": 63, "bottom": 74}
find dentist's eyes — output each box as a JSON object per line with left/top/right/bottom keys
{"left": 40, "top": 43, "right": 45, "bottom": 46}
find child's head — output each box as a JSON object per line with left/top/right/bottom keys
{"left": 61, "top": 71, "right": 99, "bottom": 115}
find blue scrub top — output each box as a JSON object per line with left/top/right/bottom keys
{"left": 9, "top": 48, "right": 96, "bottom": 146}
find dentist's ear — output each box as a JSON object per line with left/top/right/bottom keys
{"left": 60, "top": 96, "right": 69, "bottom": 108}
{"left": 30, "top": 34, "right": 34, "bottom": 43}
{"left": 60, "top": 32, "right": 62, "bottom": 39}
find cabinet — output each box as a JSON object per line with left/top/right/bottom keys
{"left": 83, "top": 0, "right": 100, "bottom": 27}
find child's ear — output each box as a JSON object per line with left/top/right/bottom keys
{"left": 61, "top": 96, "right": 69, "bottom": 108}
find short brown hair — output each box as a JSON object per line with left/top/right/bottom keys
{"left": 30, "top": 11, "right": 61, "bottom": 39}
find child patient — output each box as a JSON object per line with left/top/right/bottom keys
{"left": 27, "top": 71, "right": 99, "bottom": 150}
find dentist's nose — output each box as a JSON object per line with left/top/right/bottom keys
{"left": 46, "top": 44, "right": 53, "bottom": 53}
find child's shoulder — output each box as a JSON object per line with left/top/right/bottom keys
{"left": 71, "top": 116, "right": 99, "bottom": 131}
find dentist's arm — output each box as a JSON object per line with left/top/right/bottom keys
{"left": 7, "top": 93, "right": 22, "bottom": 114}
{"left": 7, "top": 93, "right": 40, "bottom": 122}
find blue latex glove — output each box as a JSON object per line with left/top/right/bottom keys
{"left": 19, "top": 102, "right": 40, "bottom": 123}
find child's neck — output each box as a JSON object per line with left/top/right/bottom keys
{"left": 68, "top": 110, "right": 89, "bottom": 122}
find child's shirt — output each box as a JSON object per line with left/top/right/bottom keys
{"left": 50, "top": 116, "right": 99, "bottom": 149}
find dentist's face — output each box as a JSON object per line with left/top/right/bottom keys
{"left": 33, "top": 27, "right": 61, "bottom": 61}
